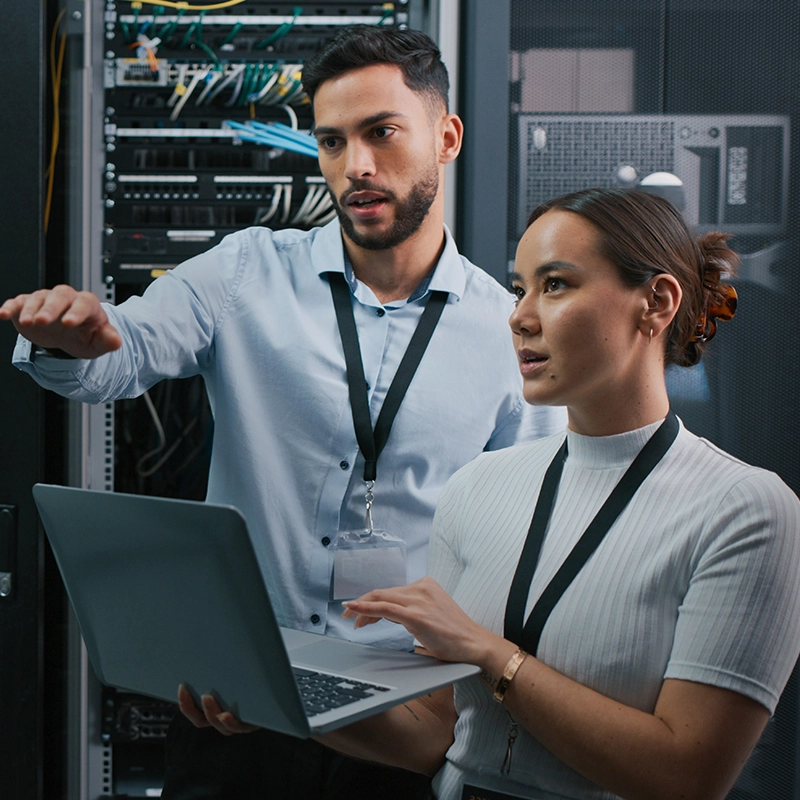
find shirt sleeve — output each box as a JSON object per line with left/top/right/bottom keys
{"left": 664, "top": 469, "right": 800, "bottom": 713}
{"left": 12, "top": 231, "right": 248, "bottom": 403}
{"left": 427, "top": 469, "right": 470, "bottom": 596}
{"left": 486, "top": 398, "right": 567, "bottom": 451}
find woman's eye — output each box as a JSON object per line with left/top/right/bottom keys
{"left": 544, "top": 277, "right": 564, "bottom": 292}
{"left": 511, "top": 285, "right": 525, "bottom": 303}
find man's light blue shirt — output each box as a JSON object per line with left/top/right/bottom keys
{"left": 14, "top": 220, "right": 565, "bottom": 649}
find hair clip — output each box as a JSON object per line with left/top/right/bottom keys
{"left": 690, "top": 283, "right": 738, "bottom": 343}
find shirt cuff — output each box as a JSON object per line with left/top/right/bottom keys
{"left": 13, "top": 335, "right": 86, "bottom": 373}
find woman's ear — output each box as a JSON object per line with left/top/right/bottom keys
{"left": 641, "top": 273, "right": 682, "bottom": 341}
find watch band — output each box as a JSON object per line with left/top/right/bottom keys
{"left": 493, "top": 648, "right": 528, "bottom": 703}
{"left": 31, "top": 347, "right": 75, "bottom": 361}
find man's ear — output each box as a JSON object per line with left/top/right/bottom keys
{"left": 438, "top": 113, "right": 463, "bottom": 164}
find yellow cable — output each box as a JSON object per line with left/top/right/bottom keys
{"left": 121, "top": 0, "right": 249, "bottom": 10}
{"left": 45, "top": 8, "right": 67, "bottom": 235}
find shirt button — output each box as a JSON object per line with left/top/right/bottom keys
{"left": 321, "top": 536, "right": 331, "bottom": 546}
{"left": 376, "top": 308, "right": 385, "bottom": 317}
{"left": 340, "top": 460, "right": 349, "bottom": 470}
{"left": 310, "top": 614, "right": 321, "bottom": 625}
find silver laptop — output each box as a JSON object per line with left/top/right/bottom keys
{"left": 33, "top": 483, "right": 478, "bottom": 738}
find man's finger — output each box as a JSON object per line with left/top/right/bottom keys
{"left": 17, "top": 291, "right": 55, "bottom": 326}
{"left": 0, "top": 295, "right": 28, "bottom": 320}
{"left": 60, "top": 290, "right": 103, "bottom": 327}
{"left": 200, "top": 695, "right": 260, "bottom": 736}
{"left": 177, "top": 685, "right": 211, "bottom": 729}
{"left": 214, "top": 709, "right": 261, "bottom": 735}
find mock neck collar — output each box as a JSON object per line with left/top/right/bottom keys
{"left": 565, "top": 417, "right": 676, "bottom": 470}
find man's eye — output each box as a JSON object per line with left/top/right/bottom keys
{"left": 320, "top": 137, "right": 339, "bottom": 149}
{"left": 374, "top": 127, "right": 391, "bottom": 138}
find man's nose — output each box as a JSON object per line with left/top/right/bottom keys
{"left": 344, "top": 141, "right": 376, "bottom": 180}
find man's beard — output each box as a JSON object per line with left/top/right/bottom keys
{"left": 330, "top": 166, "right": 439, "bottom": 251}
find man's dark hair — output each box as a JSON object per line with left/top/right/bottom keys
{"left": 301, "top": 25, "right": 450, "bottom": 112}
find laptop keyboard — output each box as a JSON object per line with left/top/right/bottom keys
{"left": 293, "top": 667, "right": 391, "bottom": 717}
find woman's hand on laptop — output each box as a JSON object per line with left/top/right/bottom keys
{"left": 341, "top": 577, "right": 502, "bottom": 667}
{"left": 177, "top": 684, "right": 261, "bottom": 736}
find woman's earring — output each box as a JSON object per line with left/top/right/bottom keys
{"left": 649, "top": 287, "right": 659, "bottom": 310}
{"left": 649, "top": 328, "right": 653, "bottom": 343}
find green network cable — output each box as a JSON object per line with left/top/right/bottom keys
{"left": 220, "top": 21, "right": 243, "bottom": 47}
{"left": 179, "top": 9, "right": 207, "bottom": 49}
{"left": 157, "top": 7, "right": 185, "bottom": 42}
{"left": 256, "top": 6, "right": 302, "bottom": 50}
{"left": 377, "top": 6, "right": 394, "bottom": 26}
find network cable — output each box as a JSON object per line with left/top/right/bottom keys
{"left": 256, "top": 7, "right": 302, "bottom": 50}
{"left": 224, "top": 119, "right": 318, "bottom": 157}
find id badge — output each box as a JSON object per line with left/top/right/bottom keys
{"left": 329, "top": 529, "right": 407, "bottom": 601}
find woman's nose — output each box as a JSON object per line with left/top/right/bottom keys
{"left": 509, "top": 297, "right": 538, "bottom": 336}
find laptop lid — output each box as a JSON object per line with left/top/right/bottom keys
{"left": 32, "top": 484, "right": 477, "bottom": 737}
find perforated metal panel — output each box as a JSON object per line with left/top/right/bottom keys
{"left": 458, "top": 2, "right": 800, "bottom": 798}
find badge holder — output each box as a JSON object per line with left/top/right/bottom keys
{"left": 329, "top": 481, "right": 407, "bottom": 601}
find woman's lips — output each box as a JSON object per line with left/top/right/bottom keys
{"left": 518, "top": 348, "right": 548, "bottom": 376}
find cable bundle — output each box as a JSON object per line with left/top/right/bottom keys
{"left": 224, "top": 120, "right": 318, "bottom": 157}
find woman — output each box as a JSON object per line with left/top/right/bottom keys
{"left": 193, "top": 188, "right": 800, "bottom": 799}
{"left": 336, "top": 188, "right": 800, "bottom": 800}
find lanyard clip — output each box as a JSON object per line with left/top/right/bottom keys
{"left": 364, "top": 480, "right": 375, "bottom": 535}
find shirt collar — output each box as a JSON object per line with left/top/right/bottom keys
{"left": 312, "top": 219, "right": 465, "bottom": 305}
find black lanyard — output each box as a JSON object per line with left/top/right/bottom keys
{"left": 503, "top": 410, "right": 679, "bottom": 655}
{"left": 329, "top": 271, "right": 448, "bottom": 483}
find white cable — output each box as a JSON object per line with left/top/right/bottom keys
{"left": 251, "top": 68, "right": 280, "bottom": 103}
{"left": 166, "top": 63, "right": 188, "bottom": 107}
{"left": 290, "top": 183, "right": 320, "bottom": 225}
{"left": 224, "top": 66, "right": 247, "bottom": 106}
{"left": 281, "top": 103, "right": 298, "bottom": 130}
{"left": 281, "top": 180, "right": 293, "bottom": 222}
{"left": 169, "top": 68, "right": 207, "bottom": 120}
{"left": 257, "top": 184, "right": 282, "bottom": 224}
{"left": 263, "top": 64, "right": 296, "bottom": 106}
{"left": 194, "top": 68, "right": 223, "bottom": 106}
{"left": 304, "top": 187, "right": 333, "bottom": 223}
{"left": 312, "top": 208, "right": 337, "bottom": 226}
{"left": 136, "top": 390, "right": 167, "bottom": 475}
{"left": 138, "top": 416, "right": 200, "bottom": 478}
{"left": 206, "top": 63, "right": 244, "bottom": 103}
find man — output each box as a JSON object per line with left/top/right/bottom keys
{"left": 1, "top": 25, "right": 564, "bottom": 800}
